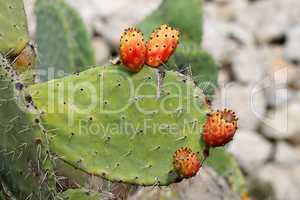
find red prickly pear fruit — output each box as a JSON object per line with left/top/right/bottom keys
{"left": 203, "top": 108, "right": 238, "bottom": 147}
{"left": 173, "top": 147, "right": 201, "bottom": 178}
{"left": 145, "top": 24, "right": 180, "bottom": 68}
{"left": 119, "top": 28, "right": 146, "bottom": 72}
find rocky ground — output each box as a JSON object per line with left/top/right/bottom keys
{"left": 203, "top": 1, "right": 300, "bottom": 200}
{"left": 24, "top": 0, "right": 300, "bottom": 199}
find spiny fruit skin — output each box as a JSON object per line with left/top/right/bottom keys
{"left": 203, "top": 109, "right": 238, "bottom": 147}
{"left": 146, "top": 24, "right": 180, "bottom": 67}
{"left": 119, "top": 28, "right": 146, "bottom": 72}
{"left": 173, "top": 147, "right": 201, "bottom": 178}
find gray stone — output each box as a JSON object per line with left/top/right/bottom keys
{"left": 129, "top": 167, "right": 239, "bottom": 200}
{"left": 232, "top": 47, "right": 267, "bottom": 84}
{"left": 290, "top": 165, "right": 300, "bottom": 187}
{"left": 203, "top": 17, "right": 255, "bottom": 64}
{"left": 262, "top": 100, "right": 300, "bottom": 140}
{"left": 23, "top": 0, "right": 36, "bottom": 39}
{"left": 256, "top": 164, "right": 300, "bottom": 200}
{"left": 288, "top": 65, "right": 300, "bottom": 90}
{"left": 218, "top": 68, "right": 231, "bottom": 85}
{"left": 263, "top": 64, "right": 296, "bottom": 107}
{"left": 262, "top": 55, "right": 297, "bottom": 107}
{"left": 275, "top": 142, "right": 300, "bottom": 165}
{"left": 204, "top": 0, "right": 248, "bottom": 21}
{"left": 228, "top": 130, "right": 272, "bottom": 173}
{"left": 85, "top": 0, "right": 161, "bottom": 46}
{"left": 284, "top": 27, "right": 300, "bottom": 63}
{"left": 202, "top": 18, "right": 239, "bottom": 64}
{"left": 213, "top": 84, "right": 267, "bottom": 130}
{"left": 92, "top": 37, "right": 110, "bottom": 65}
{"left": 237, "top": 0, "right": 300, "bottom": 43}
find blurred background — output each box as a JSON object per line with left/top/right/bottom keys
{"left": 23, "top": 0, "right": 300, "bottom": 199}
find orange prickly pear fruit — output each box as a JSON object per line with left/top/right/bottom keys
{"left": 173, "top": 147, "right": 201, "bottom": 178}
{"left": 119, "top": 28, "right": 146, "bottom": 72}
{"left": 146, "top": 24, "right": 180, "bottom": 67}
{"left": 203, "top": 109, "right": 238, "bottom": 147}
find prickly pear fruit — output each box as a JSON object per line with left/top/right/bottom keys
{"left": 146, "top": 24, "right": 180, "bottom": 67}
{"left": 203, "top": 109, "right": 238, "bottom": 147}
{"left": 13, "top": 42, "right": 36, "bottom": 73}
{"left": 173, "top": 147, "right": 201, "bottom": 178}
{"left": 119, "top": 28, "right": 146, "bottom": 72}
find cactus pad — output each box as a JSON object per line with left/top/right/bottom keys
{"left": 206, "top": 148, "right": 248, "bottom": 197}
{"left": 0, "top": 58, "right": 53, "bottom": 199}
{"left": 0, "top": 0, "right": 29, "bottom": 55}
{"left": 35, "top": 0, "right": 95, "bottom": 81}
{"left": 26, "top": 66, "right": 210, "bottom": 186}
{"left": 138, "top": 0, "right": 203, "bottom": 45}
{"left": 168, "top": 48, "right": 218, "bottom": 97}
{"left": 60, "top": 189, "right": 105, "bottom": 200}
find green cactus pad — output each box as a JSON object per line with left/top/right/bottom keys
{"left": 168, "top": 47, "right": 218, "bottom": 98}
{"left": 0, "top": 59, "right": 53, "bottom": 199}
{"left": 59, "top": 0, "right": 95, "bottom": 69}
{"left": 26, "top": 66, "right": 210, "bottom": 186}
{"left": 138, "top": 0, "right": 203, "bottom": 44}
{"left": 59, "top": 189, "right": 104, "bottom": 200}
{"left": 35, "top": 0, "right": 95, "bottom": 81}
{"left": 206, "top": 148, "right": 248, "bottom": 197}
{"left": 0, "top": 0, "right": 29, "bottom": 55}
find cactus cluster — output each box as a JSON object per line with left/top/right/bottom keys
{"left": 0, "top": 0, "right": 248, "bottom": 199}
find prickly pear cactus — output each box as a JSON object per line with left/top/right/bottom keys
{"left": 35, "top": 0, "right": 95, "bottom": 81}
{"left": 60, "top": 189, "right": 104, "bottom": 200}
{"left": 168, "top": 48, "right": 218, "bottom": 98}
{"left": 0, "top": 57, "right": 54, "bottom": 199}
{"left": 139, "top": 0, "right": 217, "bottom": 97}
{"left": 138, "top": 0, "right": 203, "bottom": 44}
{"left": 206, "top": 148, "right": 248, "bottom": 197}
{"left": 0, "top": 0, "right": 247, "bottom": 197}
{"left": 0, "top": 0, "right": 29, "bottom": 55}
{"left": 26, "top": 65, "right": 210, "bottom": 186}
